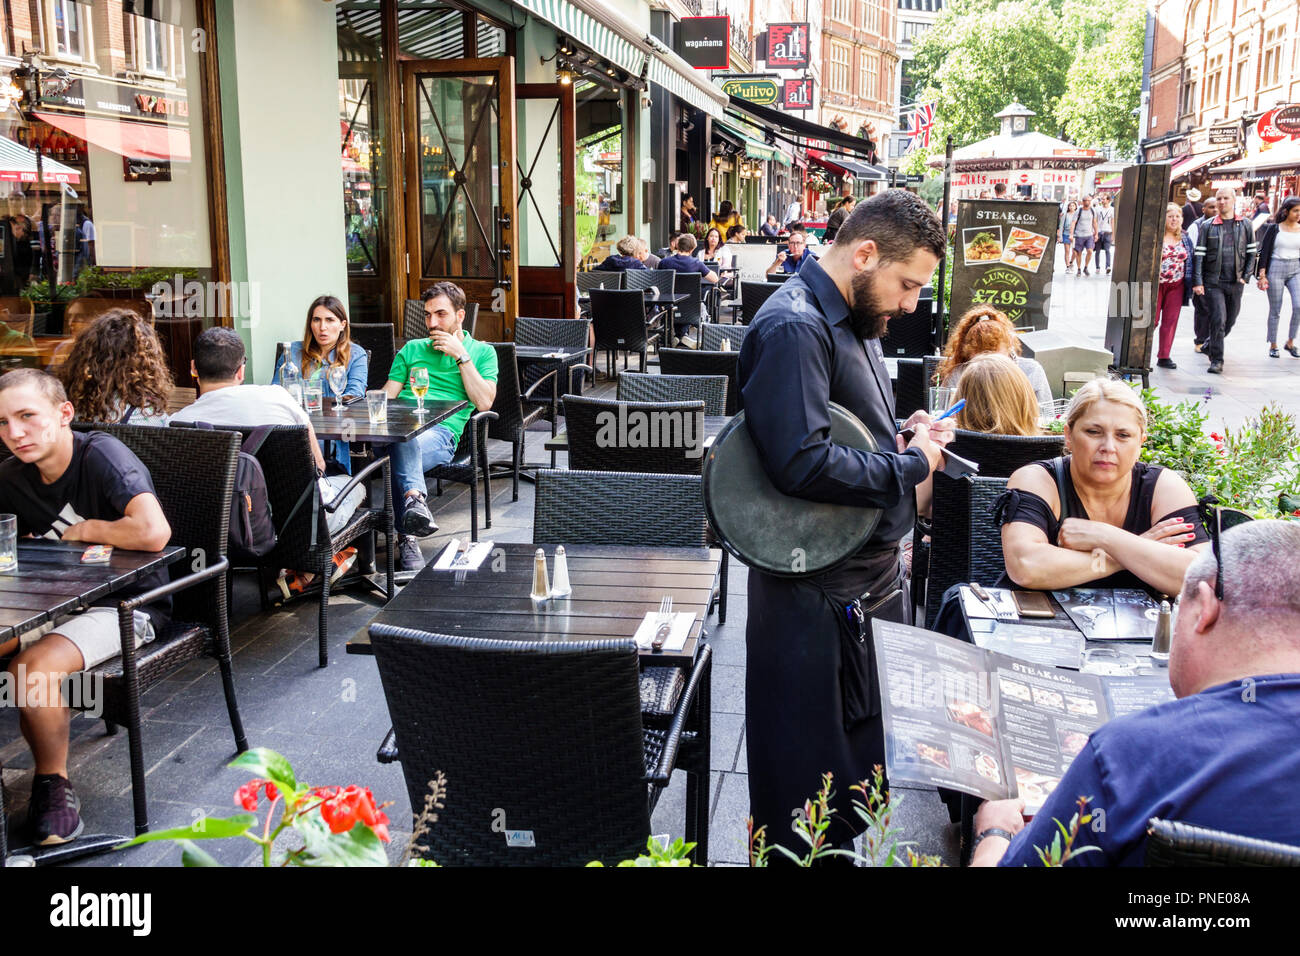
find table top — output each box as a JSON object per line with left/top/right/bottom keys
{"left": 308, "top": 398, "right": 466, "bottom": 443}
{"left": 0, "top": 541, "right": 185, "bottom": 642}
{"left": 579, "top": 292, "right": 692, "bottom": 306}
{"left": 513, "top": 345, "right": 592, "bottom": 364}
{"left": 543, "top": 414, "right": 730, "bottom": 451}
{"left": 353, "top": 543, "right": 721, "bottom": 665}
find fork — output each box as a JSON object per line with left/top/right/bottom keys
{"left": 651, "top": 596, "right": 673, "bottom": 652}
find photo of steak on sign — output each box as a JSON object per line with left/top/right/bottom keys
{"left": 951, "top": 200, "right": 1061, "bottom": 330}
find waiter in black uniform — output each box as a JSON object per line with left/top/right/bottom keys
{"left": 738, "top": 190, "right": 950, "bottom": 859}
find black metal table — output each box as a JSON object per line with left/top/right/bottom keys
{"left": 1, "top": 540, "right": 186, "bottom": 868}
{"left": 307, "top": 397, "right": 467, "bottom": 443}
{"left": 579, "top": 291, "right": 692, "bottom": 336}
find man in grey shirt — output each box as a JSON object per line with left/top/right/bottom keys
{"left": 1071, "top": 196, "right": 1097, "bottom": 275}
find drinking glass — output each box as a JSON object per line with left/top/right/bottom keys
{"left": 0, "top": 514, "right": 15, "bottom": 573}
{"left": 928, "top": 386, "right": 956, "bottom": 415}
{"left": 303, "top": 381, "right": 324, "bottom": 414}
{"left": 365, "top": 389, "right": 388, "bottom": 425}
{"left": 328, "top": 365, "right": 348, "bottom": 413}
{"left": 409, "top": 367, "right": 430, "bottom": 417}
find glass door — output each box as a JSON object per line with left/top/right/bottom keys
{"left": 516, "top": 83, "right": 575, "bottom": 320}
{"left": 402, "top": 57, "right": 517, "bottom": 342}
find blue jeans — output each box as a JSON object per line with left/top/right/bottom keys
{"left": 1266, "top": 258, "right": 1300, "bottom": 344}
{"left": 387, "top": 424, "right": 457, "bottom": 522}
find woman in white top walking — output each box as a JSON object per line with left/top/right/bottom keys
{"left": 1256, "top": 196, "right": 1300, "bottom": 358}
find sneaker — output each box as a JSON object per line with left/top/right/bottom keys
{"left": 30, "top": 774, "right": 83, "bottom": 846}
{"left": 1208, "top": 361, "right": 1223, "bottom": 374}
{"left": 277, "top": 568, "right": 314, "bottom": 601}
{"left": 330, "top": 546, "right": 359, "bottom": 584}
{"left": 398, "top": 535, "right": 425, "bottom": 572}
{"left": 400, "top": 493, "right": 438, "bottom": 537}
{"left": 680, "top": 330, "right": 698, "bottom": 349}
{"left": 1270, "top": 347, "right": 1280, "bottom": 358}
{"left": 1083, "top": 267, "right": 1090, "bottom": 275}
{"left": 1157, "top": 358, "right": 1177, "bottom": 369}
{"left": 1193, "top": 341, "right": 1203, "bottom": 353}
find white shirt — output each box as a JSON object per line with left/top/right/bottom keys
{"left": 170, "top": 383, "right": 310, "bottom": 427}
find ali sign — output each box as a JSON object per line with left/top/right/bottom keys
{"left": 767, "top": 23, "right": 810, "bottom": 70}
{"left": 720, "top": 75, "right": 780, "bottom": 106}
{"left": 782, "top": 78, "right": 813, "bottom": 111}
{"left": 1258, "top": 109, "right": 1288, "bottom": 144}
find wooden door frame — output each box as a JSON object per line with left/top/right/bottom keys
{"left": 401, "top": 57, "right": 518, "bottom": 341}
{"left": 516, "top": 82, "right": 576, "bottom": 319}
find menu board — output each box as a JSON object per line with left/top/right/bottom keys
{"left": 874, "top": 620, "right": 1173, "bottom": 813}
{"left": 951, "top": 200, "right": 1061, "bottom": 331}
{"left": 1051, "top": 588, "right": 1163, "bottom": 641}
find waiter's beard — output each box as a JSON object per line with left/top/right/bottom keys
{"left": 848, "top": 266, "right": 903, "bottom": 341}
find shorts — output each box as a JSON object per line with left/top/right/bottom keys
{"left": 20, "top": 607, "right": 157, "bottom": 671}
{"left": 1073, "top": 234, "right": 1095, "bottom": 251}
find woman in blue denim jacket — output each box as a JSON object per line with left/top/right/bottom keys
{"left": 272, "top": 295, "right": 369, "bottom": 473}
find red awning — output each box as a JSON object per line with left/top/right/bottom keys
{"left": 35, "top": 111, "right": 191, "bottom": 163}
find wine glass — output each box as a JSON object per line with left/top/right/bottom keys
{"left": 410, "top": 367, "right": 430, "bottom": 417}
{"left": 328, "top": 365, "right": 348, "bottom": 413}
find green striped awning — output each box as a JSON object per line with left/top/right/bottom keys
{"left": 716, "top": 116, "right": 782, "bottom": 162}
{"left": 511, "top": 0, "right": 646, "bottom": 77}
{"left": 647, "top": 55, "right": 727, "bottom": 121}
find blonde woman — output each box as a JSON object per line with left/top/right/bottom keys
{"left": 952, "top": 354, "right": 1042, "bottom": 436}
{"left": 996, "top": 380, "right": 1209, "bottom": 595}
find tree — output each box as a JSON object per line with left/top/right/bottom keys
{"left": 1056, "top": 0, "right": 1145, "bottom": 156}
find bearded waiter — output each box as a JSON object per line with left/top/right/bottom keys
{"left": 738, "top": 190, "right": 950, "bottom": 860}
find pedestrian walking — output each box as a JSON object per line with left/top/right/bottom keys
{"left": 1182, "top": 188, "right": 1203, "bottom": 231}
{"left": 1191, "top": 187, "right": 1258, "bottom": 374}
{"left": 1094, "top": 194, "right": 1115, "bottom": 274}
{"left": 1060, "top": 200, "right": 1078, "bottom": 273}
{"left": 1154, "top": 204, "right": 1195, "bottom": 370}
{"left": 1256, "top": 196, "right": 1300, "bottom": 359}
{"left": 1188, "top": 196, "right": 1217, "bottom": 353}
{"left": 1071, "top": 196, "right": 1097, "bottom": 275}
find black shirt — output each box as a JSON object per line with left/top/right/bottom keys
{"left": 1217, "top": 221, "right": 1238, "bottom": 283}
{"left": 0, "top": 431, "right": 170, "bottom": 623}
{"left": 738, "top": 255, "right": 929, "bottom": 548}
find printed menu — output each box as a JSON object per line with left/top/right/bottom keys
{"left": 873, "top": 620, "right": 1174, "bottom": 813}
{"left": 1052, "top": 588, "right": 1163, "bottom": 641}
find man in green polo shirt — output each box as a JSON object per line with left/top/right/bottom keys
{"left": 386, "top": 281, "right": 498, "bottom": 570}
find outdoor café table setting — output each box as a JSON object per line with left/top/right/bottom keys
{"left": 1, "top": 539, "right": 186, "bottom": 867}
{"left": 304, "top": 392, "right": 468, "bottom": 444}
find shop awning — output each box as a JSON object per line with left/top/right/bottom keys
{"left": 808, "top": 149, "right": 887, "bottom": 181}
{"left": 36, "top": 111, "right": 191, "bottom": 163}
{"left": 1096, "top": 174, "right": 1122, "bottom": 190}
{"left": 646, "top": 54, "right": 727, "bottom": 121}
{"left": 510, "top": 0, "right": 645, "bottom": 76}
{"left": 725, "top": 96, "right": 878, "bottom": 163}
{"left": 715, "top": 116, "right": 781, "bottom": 162}
{"left": 1214, "top": 138, "right": 1300, "bottom": 177}
{"left": 0, "top": 135, "right": 80, "bottom": 185}
{"left": 1169, "top": 147, "right": 1236, "bottom": 181}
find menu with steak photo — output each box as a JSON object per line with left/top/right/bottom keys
{"left": 873, "top": 621, "right": 1174, "bottom": 812}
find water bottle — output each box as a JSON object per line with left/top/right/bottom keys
{"left": 279, "top": 343, "right": 304, "bottom": 407}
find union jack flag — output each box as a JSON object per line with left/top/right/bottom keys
{"left": 905, "top": 102, "right": 937, "bottom": 152}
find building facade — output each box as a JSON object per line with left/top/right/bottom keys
{"left": 889, "top": 0, "right": 943, "bottom": 170}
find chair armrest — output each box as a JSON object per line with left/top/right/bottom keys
{"left": 376, "top": 727, "right": 399, "bottom": 764}
{"left": 118, "top": 555, "right": 232, "bottom": 615}
{"left": 520, "top": 368, "right": 559, "bottom": 400}
{"left": 645, "top": 643, "right": 712, "bottom": 786}
{"left": 323, "top": 455, "right": 391, "bottom": 513}
{"left": 567, "top": 364, "right": 594, "bottom": 393}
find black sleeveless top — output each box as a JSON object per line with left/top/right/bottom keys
{"left": 992, "top": 457, "right": 1210, "bottom": 592}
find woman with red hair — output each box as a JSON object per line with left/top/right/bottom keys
{"left": 936, "top": 305, "right": 1053, "bottom": 405}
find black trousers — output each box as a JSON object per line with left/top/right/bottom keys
{"left": 1203, "top": 280, "right": 1245, "bottom": 362}
{"left": 1192, "top": 290, "right": 1209, "bottom": 345}
{"left": 1095, "top": 232, "right": 1112, "bottom": 270}
{"left": 745, "top": 547, "right": 910, "bottom": 860}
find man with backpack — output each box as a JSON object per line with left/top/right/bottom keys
{"left": 0, "top": 368, "right": 172, "bottom": 845}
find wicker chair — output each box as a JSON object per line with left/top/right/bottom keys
{"left": 623, "top": 269, "right": 676, "bottom": 297}
{"left": 671, "top": 271, "right": 706, "bottom": 331}
{"left": 371, "top": 624, "right": 712, "bottom": 865}
{"left": 590, "top": 288, "right": 658, "bottom": 377}
{"left": 486, "top": 342, "right": 556, "bottom": 500}
{"left": 426, "top": 410, "right": 498, "bottom": 542}
{"left": 577, "top": 270, "right": 621, "bottom": 294}
{"left": 219, "top": 425, "right": 395, "bottom": 667}
{"left": 402, "top": 299, "right": 478, "bottom": 342}
{"left": 69, "top": 423, "right": 248, "bottom": 834}
{"left": 618, "top": 372, "right": 728, "bottom": 417}
{"left": 895, "top": 358, "right": 926, "bottom": 421}
{"left": 766, "top": 272, "right": 793, "bottom": 283}
{"left": 739, "top": 280, "right": 779, "bottom": 325}
{"left": 514, "top": 316, "right": 592, "bottom": 400}
{"left": 699, "top": 323, "right": 749, "bottom": 352}
{"left": 658, "top": 348, "right": 742, "bottom": 416}
{"left": 945, "top": 430, "right": 1065, "bottom": 479}
{"left": 349, "top": 322, "right": 394, "bottom": 392}
{"left": 1145, "top": 818, "right": 1300, "bottom": 866}
{"left": 561, "top": 395, "right": 707, "bottom": 475}
{"left": 924, "top": 473, "right": 1010, "bottom": 629}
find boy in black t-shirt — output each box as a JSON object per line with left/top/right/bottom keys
{"left": 0, "top": 369, "right": 171, "bottom": 845}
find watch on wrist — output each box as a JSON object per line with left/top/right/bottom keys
{"left": 456, "top": 354, "right": 470, "bottom": 366}
{"left": 972, "top": 827, "right": 1015, "bottom": 852}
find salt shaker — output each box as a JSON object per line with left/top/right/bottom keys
{"left": 551, "top": 545, "right": 572, "bottom": 597}
{"left": 530, "top": 548, "right": 550, "bottom": 603}
{"left": 1149, "top": 600, "right": 1171, "bottom": 666}
{"left": 719, "top": 337, "right": 731, "bottom": 352}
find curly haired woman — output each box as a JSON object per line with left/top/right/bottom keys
{"left": 936, "top": 304, "right": 1053, "bottom": 406}
{"left": 58, "top": 307, "right": 172, "bottom": 426}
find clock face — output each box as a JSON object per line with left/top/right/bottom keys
{"left": 1013, "top": 117, "right": 1026, "bottom": 132}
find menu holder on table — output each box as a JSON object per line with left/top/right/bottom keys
{"left": 432, "top": 538, "right": 494, "bottom": 571}
{"left": 873, "top": 619, "right": 1173, "bottom": 814}
{"left": 974, "top": 623, "right": 1085, "bottom": 670}
{"left": 633, "top": 611, "right": 694, "bottom": 652}
{"left": 1051, "top": 588, "right": 1162, "bottom": 641}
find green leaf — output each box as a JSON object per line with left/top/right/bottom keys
{"left": 179, "top": 841, "right": 223, "bottom": 867}
{"left": 229, "top": 748, "right": 299, "bottom": 801}
{"left": 116, "top": 813, "right": 257, "bottom": 848}
{"left": 292, "top": 811, "right": 389, "bottom": 867}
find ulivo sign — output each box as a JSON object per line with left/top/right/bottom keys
{"left": 720, "top": 75, "right": 780, "bottom": 106}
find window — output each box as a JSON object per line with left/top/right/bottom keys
{"left": 830, "top": 42, "right": 850, "bottom": 94}
{"left": 51, "top": 0, "right": 86, "bottom": 59}
{"left": 1181, "top": 71, "right": 1198, "bottom": 115}
{"left": 831, "top": 0, "right": 851, "bottom": 24}
{"left": 1233, "top": 41, "right": 1249, "bottom": 99}
{"left": 1205, "top": 53, "right": 1222, "bottom": 106}
{"left": 861, "top": 51, "right": 878, "bottom": 101}
{"left": 135, "top": 15, "right": 169, "bottom": 75}
{"left": 864, "top": 0, "right": 881, "bottom": 35}
{"left": 1262, "top": 27, "right": 1283, "bottom": 88}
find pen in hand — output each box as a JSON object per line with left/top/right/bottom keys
{"left": 935, "top": 399, "right": 966, "bottom": 422}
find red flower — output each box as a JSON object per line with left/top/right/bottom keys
{"left": 264, "top": 782, "right": 279, "bottom": 802}
{"left": 1210, "top": 432, "right": 1223, "bottom": 441}
{"left": 235, "top": 779, "right": 263, "bottom": 811}
{"left": 315, "top": 785, "right": 391, "bottom": 842}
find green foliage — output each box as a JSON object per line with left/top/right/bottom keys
{"left": 588, "top": 836, "right": 697, "bottom": 867}
{"left": 1057, "top": 0, "right": 1145, "bottom": 155}
{"left": 1034, "top": 796, "right": 1103, "bottom": 865}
